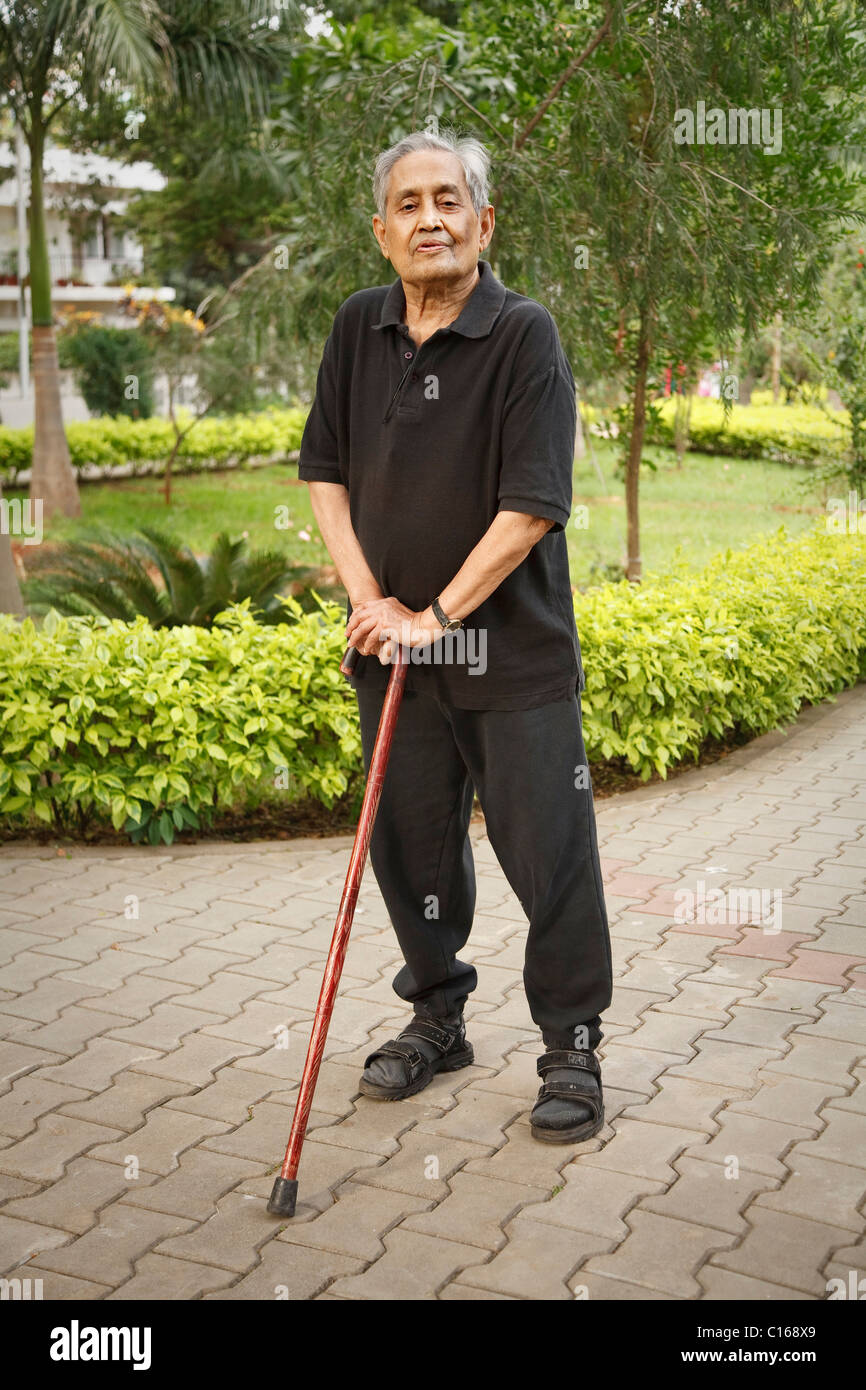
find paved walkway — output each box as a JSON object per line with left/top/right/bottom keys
{"left": 0, "top": 686, "right": 864, "bottom": 1301}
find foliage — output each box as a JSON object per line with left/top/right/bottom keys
{"left": 0, "top": 407, "right": 308, "bottom": 488}
{"left": 2, "top": 525, "right": 864, "bottom": 840}
{"left": 576, "top": 526, "right": 866, "bottom": 779}
{"left": 641, "top": 399, "right": 850, "bottom": 464}
{"left": 21, "top": 526, "right": 330, "bottom": 626}
{"left": 57, "top": 316, "right": 155, "bottom": 419}
{"left": 0, "top": 599, "right": 361, "bottom": 842}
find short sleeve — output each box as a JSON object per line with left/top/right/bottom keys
{"left": 497, "top": 312, "right": 576, "bottom": 532}
{"left": 297, "top": 323, "right": 343, "bottom": 483}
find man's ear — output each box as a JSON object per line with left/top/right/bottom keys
{"left": 372, "top": 214, "right": 388, "bottom": 257}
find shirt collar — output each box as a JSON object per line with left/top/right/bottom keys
{"left": 372, "top": 258, "right": 506, "bottom": 339}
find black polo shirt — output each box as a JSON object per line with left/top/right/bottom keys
{"left": 297, "top": 258, "right": 584, "bottom": 709}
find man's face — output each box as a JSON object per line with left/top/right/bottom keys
{"left": 372, "top": 148, "right": 494, "bottom": 286}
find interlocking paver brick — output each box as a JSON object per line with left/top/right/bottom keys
{"left": 702, "top": 1005, "right": 809, "bottom": 1050}
{"left": 0, "top": 1213, "right": 71, "bottom": 1273}
{"left": 666, "top": 1039, "right": 784, "bottom": 1089}
{"left": 729, "top": 1072, "right": 846, "bottom": 1127}
{"left": 0, "top": 1039, "right": 64, "bottom": 1092}
{"left": 696, "top": 1266, "right": 813, "bottom": 1300}
{"left": 640, "top": 1156, "right": 776, "bottom": 1233}
{"left": 0, "top": 1075, "right": 91, "bottom": 1138}
{"left": 712, "top": 1207, "right": 854, "bottom": 1296}
{"left": 794, "top": 1001, "right": 866, "bottom": 1045}
{"left": 204, "top": 1241, "right": 363, "bottom": 1300}
{"left": 34, "top": 1202, "right": 195, "bottom": 1285}
{"left": 455, "top": 1217, "right": 611, "bottom": 1300}
{"left": 1, "top": 978, "right": 110, "bottom": 1022}
{"left": 105, "top": 1002, "right": 227, "bottom": 1052}
{"left": 680, "top": 1109, "right": 815, "bottom": 1178}
{"left": 772, "top": 949, "right": 866, "bottom": 986}
{"left": 276, "top": 1181, "right": 432, "bottom": 1261}
{"left": 153, "top": 1190, "right": 280, "bottom": 1272}
{"left": 350, "top": 1127, "right": 491, "bottom": 1201}
{"left": 108, "top": 1252, "right": 234, "bottom": 1300}
{"left": 307, "top": 1103, "right": 415, "bottom": 1158}
{"left": 738, "top": 976, "right": 836, "bottom": 1015}
{"left": 415, "top": 1088, "right": 525, "bottom": 1150}
{"left": 578, "top": 1118, "right": 700, "bottom": 1183}
{"left": 78, "top": 977, "right": 193, "bottom": 1020}
{"left": 0, "top": 1113, "right": 122, "bottom": 1181}
{"left": 621, "top": 1077, "right": 736, "bottom": 1132}
{"left": 760, "top": 1034, "right": 864, "bottom": 1086}
{"left": 332, "top": 1227, "right": 485, "bottom": 1299}
{"left": 202, "top": 998, "right": 312, "bottom": 1050}
{"left": 5, "top": 1005, "right": 130, "bottom": 1059}
{"left": 0, "top": 951, "right": 75, "bottom": 994}
{"left": 36, "top": 1037, "right": 163, "bottom": 1092}
{"left": 164, "top": 1067, "right": 278, "bottom": 1124}
{"left": 754, "top": 1153, "right": 866, "bottom": 1231}
{"left": 788, "top": 1109, "right": 866, "bottom": 1169}
{"left": 129, "top": 1034, "right": 261, "bottom": 1086}
{"left": 401, "top": 1170, "right": 547, "bottom": 1250}
{"left": 2, "top": 1154, "right": 154, "bottom": 1233}
{"left": 583, "top": 1209, "right": 737, "bottom": 1298}
{"left": 140, "top": 946, "right": 254, "bottom": 986}
{"left": 90, "top": 1109, "right": 232, "bottom": 1175}
{"left": 517, "top": 1166, "right": 666, "bottom": 1240}
{"left": 58, "top": 1073, "right": 193, "bottom": 1131}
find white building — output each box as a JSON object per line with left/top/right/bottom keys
{"left": 0, "top": 140, "right": 175, "bottom": 424}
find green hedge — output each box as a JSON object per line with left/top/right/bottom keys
{"left": 0, "top": 599, "right": 360, "bottom": 843}
{"left": 1, "top": 527, "right": 865, "bottom": 841}
{"left": 0, "top": 407, "right": 308, "bottom": 487}
{"left": 641, "top": 398, "right": 850, "bottom": 463}
{"left": 577, "top": 527, "right": 866, "bottom": 776}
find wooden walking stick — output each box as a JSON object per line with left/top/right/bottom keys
{"left": 268, "top": 642, "right": 409, "bottom": 1217}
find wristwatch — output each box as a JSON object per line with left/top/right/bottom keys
{"left": 432, "top": 596, "right": 462, "bottom": 634}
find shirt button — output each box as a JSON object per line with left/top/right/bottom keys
{"left": 404, "top": 351, "right": 413, "bottom": 359}
{"left": 411, "top": 372, "right": 418, "bottom": 381}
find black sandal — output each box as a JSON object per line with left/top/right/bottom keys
{"left": 359, "top": 1016, "right": 475, "bottom": 1101}
{"left": 530, "top": 1048, "right": 605, "bottom": 1144}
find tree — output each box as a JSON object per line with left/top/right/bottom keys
{"left": 0, "top": 0, "right": 294, "bottom": 528}
{"left": 261, "top": 0, "right": 866, "bottom": 579}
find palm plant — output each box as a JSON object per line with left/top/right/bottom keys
{"left": 22, "top": 526, "right": 338, "bottom": 626}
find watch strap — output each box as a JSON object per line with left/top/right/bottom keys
{"left": 432, "top": 596, "right": 461, "bottom": 631}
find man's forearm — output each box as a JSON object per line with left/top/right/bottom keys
{"left": 307, "top": 482, "right": 383, "bottom": 606}
{"left": 434, "top": 510, "right": 554, "bottom": 623}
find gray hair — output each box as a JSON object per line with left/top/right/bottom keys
{"left": 372, "top": 130, "right": 491, "bottom": 220}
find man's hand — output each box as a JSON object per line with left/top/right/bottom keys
{"left": 345, "top": 597, "right": 442, "bottom": 664}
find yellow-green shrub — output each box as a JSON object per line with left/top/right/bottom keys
{"left": 643, "top": 398, "right": 849, "bottom": 463}
{"left": 1, "top": 526, "right": 864, "bottom": 838}
{"left": 0, "top": 407, "right": 308, "bottom": 487}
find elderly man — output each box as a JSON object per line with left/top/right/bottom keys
{"left": 297, "top": 130, "right": 612, "bottom": 1143}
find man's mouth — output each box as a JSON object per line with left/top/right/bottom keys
{"left": 415, "top": 241, "right": 449, "bottom": 252}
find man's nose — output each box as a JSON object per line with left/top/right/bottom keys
{"left": 418, "top": 200, "right": 444, "bottom": 228}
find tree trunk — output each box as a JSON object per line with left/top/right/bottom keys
{"left": 625, "top": 313, "right": 651, "bottom": 583}
{"left": 771, "top": 310, "right": 782, "bottom": 404}
{"left": 26, "top": 123, "right": 80, "bottom": 521}
{"left": 0, "top": 484, "right": 25, "bottom": 616}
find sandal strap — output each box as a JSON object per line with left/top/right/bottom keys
{"left": 363, "top": 1037, "right": 425, "bottom": 1071}
{"left": 537, "top": 1049, "right": 600, "bottom": 1078}
{"left": 399, "top": 1017, "right": 462, "bottom": 1053}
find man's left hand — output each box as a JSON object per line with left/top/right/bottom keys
{"left": 345, "top": 597, "right": 443, "bottom": 664}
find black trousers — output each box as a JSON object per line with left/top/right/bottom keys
{"left": 355, "top": 683, "right": 613, "bottom": 1049}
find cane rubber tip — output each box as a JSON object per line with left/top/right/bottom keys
{"left": 267, "top": 1177, "right": 298, "bottom": 1217}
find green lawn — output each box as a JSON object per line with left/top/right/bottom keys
{"left": 15, "top": 439, "right": 832, "bottom": 593}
